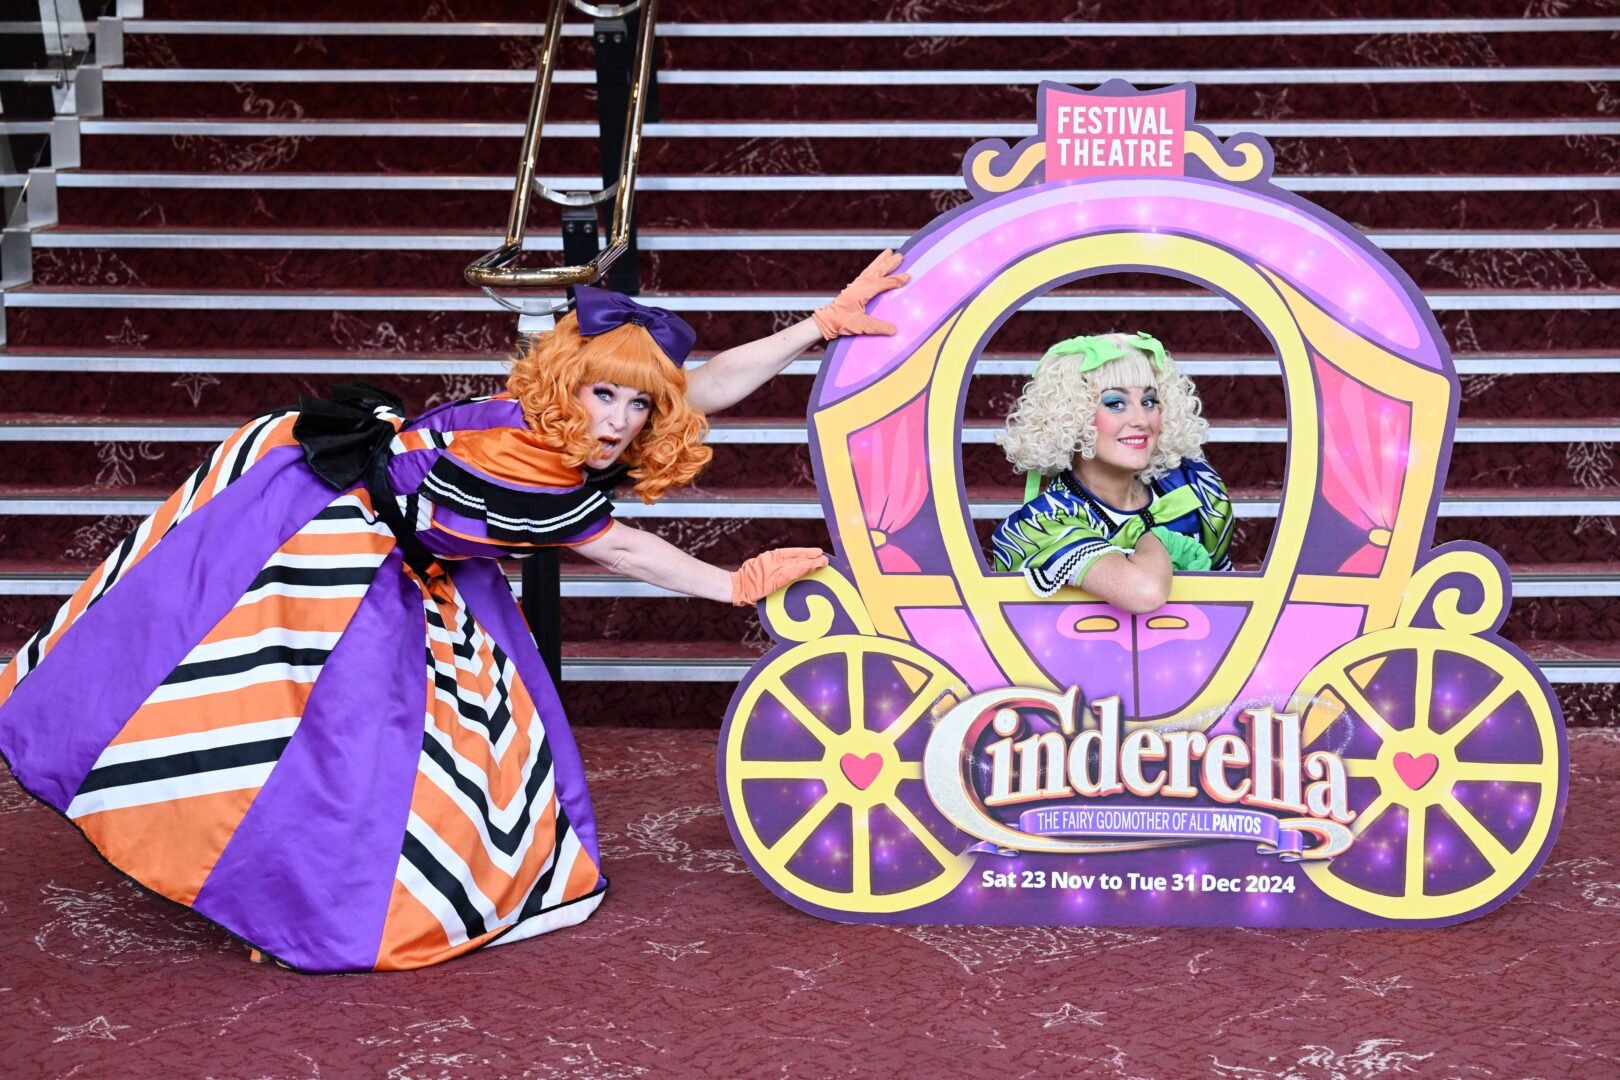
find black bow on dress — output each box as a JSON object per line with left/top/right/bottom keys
{"left": 292, "top": 382, "right": 409, "bottom": 491}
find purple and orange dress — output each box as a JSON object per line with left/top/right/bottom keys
{"left": 0, "top": 393, "right": 611, "bottom": 972}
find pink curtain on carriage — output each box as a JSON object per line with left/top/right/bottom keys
{"left": 1316, "top": 354, "right": 1412, "bottom": 575}
{"left": 849, "top": 393, "right": 930, "bottom": 573}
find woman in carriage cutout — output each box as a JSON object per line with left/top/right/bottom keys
{"left": 991, "top": 331, "right": 1234, "bottom": 614}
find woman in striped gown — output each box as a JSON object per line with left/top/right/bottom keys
{"left": 0, "top": 261, "right": 906, "bottom": 972}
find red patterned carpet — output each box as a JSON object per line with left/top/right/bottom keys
{"left": 4, "top": 727, "right": 1618, "bottom": 1078}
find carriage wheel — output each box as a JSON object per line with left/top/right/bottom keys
{"left": 1291, "top": 629, "right": 1561, "bottom": 921}
{"left": 722, "top": 636, "right": 973, "bottom": 915}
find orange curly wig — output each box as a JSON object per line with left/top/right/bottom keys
{"left": 506, "top": 313, "right": 712, "bottom": 503}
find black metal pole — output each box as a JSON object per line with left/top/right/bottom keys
{"left": 592, "top": 14, "right": 654, "bottom": 295}
{"left": 524, "top": 549, "right": 564, "bottom": 687}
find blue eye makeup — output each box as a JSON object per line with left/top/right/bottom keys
{"left": 1101, "top": 391, "right": 1128, "bottom": 411}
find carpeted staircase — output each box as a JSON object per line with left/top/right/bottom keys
{"left": 2, "top": 2, "right": 1617, "bottom": 728}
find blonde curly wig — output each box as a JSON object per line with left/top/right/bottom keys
{"left": 998, "top": 332, "right": 1210, "bottom": 482}
{"left": 506, "top": 314, "right": 712, "bottom": 504}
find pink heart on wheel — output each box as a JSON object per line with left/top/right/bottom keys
{"left": 840, "top": 752, "right": 883, "bottom": 790}
{"left": 1393, "top": 751, "right": 1439, "bottom": 790}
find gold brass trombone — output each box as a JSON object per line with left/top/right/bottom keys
{"left": 464, "top": 0, "right": 657, "bottom": 314}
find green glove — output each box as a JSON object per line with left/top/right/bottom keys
{"left": 1148, "top": 526, "right": 1211, "bottom": 572}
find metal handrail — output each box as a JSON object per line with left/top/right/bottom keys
{"left": 464, "top": 0, "right": 658, "bottom": 314}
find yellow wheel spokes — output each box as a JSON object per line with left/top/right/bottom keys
{"left": 1448, "top": 801, "right": 1512, "bottom": 867}
{"left": 724, "top": 637, "right": 974, "bottom": 915}
{"left": 1324, "top": 673, "right": 1401, "bottom": 745}
{"left": 1439, "top": 680, "right": 1517, "bottom": 752}
{"left": 1404, "top": 803, "right": 1428, "bottom": 893}
{"left": 1297, "top": 627, "right": 1561, "bottom": 920}
{"left": 885, "top": 795, "right": 961, "bottom": 869}
{"left": 1412, "top": 640, "right": 1435, "bottom": 736}
{"left": 766, "top": 796, "right": 840, "bottom": 865}
{"left": 879, "top": 669, "right": 956, "bottom": 748}
{"left": 768, "top": 676, "right": 842, "bottom": 751}
{"left": 1452, "top": 762, "right": 1553, "bottom": 783}
{"left": 729, "top": 759, "right": 831, "bottom": 782}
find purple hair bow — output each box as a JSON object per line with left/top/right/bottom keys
{"left": 573, "top": 284, "right": 697, "bottom": 367}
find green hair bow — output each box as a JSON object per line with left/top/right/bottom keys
{"left": 1020, "top": 332, "right": 1169, "bottom": 501}
{"left": 1034, "top": 331, "right": 1168, "bottom": 376}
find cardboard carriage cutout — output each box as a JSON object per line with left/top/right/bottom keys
{"left": 719, "top": 82, "right": 1568, "bottom": 928}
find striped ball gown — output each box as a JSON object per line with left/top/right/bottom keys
{"left": 0, "top": 395, "right": 612, "bottom": 972}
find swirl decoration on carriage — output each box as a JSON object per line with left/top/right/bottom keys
{"left": 719, "top": 82, "right": 1567, "bottom": 927}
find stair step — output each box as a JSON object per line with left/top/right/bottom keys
{"left": 2, "top": 487, "right": 1615, "bottom": 519}
{"left": 4, "top": 350, "right": 1616, "bottom": 377}
{"left": 5, "top": 302, "right": 1613, "bottom": 360}
{"left": 9, "top": 287, "right": 1614, "bottom": 311}
{"left": 100, "top": 66, "right": 1620, "bottom": 85}
{"left": 117, "top": 23, "right": 1620, "bottom": 73}
{"left": 73, "top": 124, "right": 1619, "bottom": 177}
{"left": 96, "top": 77, "right": 1619, "bottom": 124}
{"left": 129, "top": 4, "right": 1620, "bottom": 25}
{"left": 5, "top": 416, "right": 1617, "bottom": 445}
{"left": 6, "top": 562, "right": 1619, "bottom": 598}
{"left": 8, "top": 440, "right": 1611, "bottom": 503}
{"left": 33, "top": 228, "right": 1619, "bottom": 250}
{"left": 6, "top": 510, "right": 1610, "bottom": 577}
{"left": 75, "top": 118, "right": 1620, "bottom": 138}
{"left": 26, "top": 236, "right": 1620, "bottom": 293}
{"left": 49, "top": 174, "right": 1618, "bottom": 233}
{"left": 4, "top": 358, "right": 1612, "bottom": 435}
{"left": 1, "top": 637, "right": 1617, "bottom": 681}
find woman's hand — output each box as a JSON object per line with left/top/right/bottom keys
{"left": 811, "top": 250, "right": 910, "bottom": 339}
{"left": 730, "top": 548, "right": 829, "bottom": 606}
{"left": 1149, "top": 526, "right": 1212, "bottom": 572}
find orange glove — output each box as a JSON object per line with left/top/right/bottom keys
{"left": 730, "top": 548, "right": 828, "bottom": 606}
{"left": 811, "top": 250, "right": 910, "bottom": 339}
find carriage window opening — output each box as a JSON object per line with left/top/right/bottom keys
{"left": 980, "top": 271, "right": 1277, "bottom": 583}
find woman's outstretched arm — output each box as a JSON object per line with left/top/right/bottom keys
{"left": 573, "top": 523, "right": 824, "bottom": 605}
{"left": 682, "top": 250, "right": 909, "bottom": 415}
{"left": 683, "top": 317, "right": 822, "bottom": 415}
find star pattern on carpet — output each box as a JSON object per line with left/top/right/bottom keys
{"left": 52, "top": 1016, "right": 130, "bottom": 1043}
{"left": 645, "top": 940, "right": 709, "bottom": 961}
{"left": 171, "top": 371, "right": 222, "bottom": 407}
{"left": 1035, "top": 1003, "right": 1106, "bottom": 1028}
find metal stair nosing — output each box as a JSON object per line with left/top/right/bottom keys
{"left": 44, "top": 173, "right": 1620, "bottom": 193}
{"left": 70, "top": 117, "right": 1620, "bottom": 139}
{"left": 115, "top": 18, "right": 1620, "bottom": 38}
{"left": 0, "top": 647, "right": 1610, "bottom": 683}
{"left": 3, "top": 419, "right": 1618, "bottom": 446}
{"left": 95, "top": 65, "right": 1620, "bottom": 86}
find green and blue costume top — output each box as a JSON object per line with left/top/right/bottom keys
{"left": 991, "top": 458, "right": 1234, "bottom": 596}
